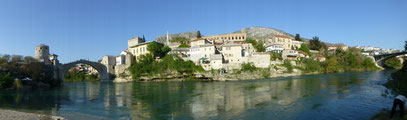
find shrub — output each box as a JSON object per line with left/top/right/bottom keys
{"left": 282, "top": 60, "right": 293, "bottom": 73}
{"left": 0, "top": 73, "right": 13, "bottom": 89}
{"left": 241, "top": 63, "right": 257, "bottom": 72}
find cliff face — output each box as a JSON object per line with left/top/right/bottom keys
{"left": 234, "top": 26, "right": 294, "bottom": 40}
{"left": 155, "top": 31, "right": 199, "bottom": 45}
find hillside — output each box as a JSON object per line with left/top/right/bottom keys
{"left": 155, "top": 31, "right": 199, "bottom": 45}
{"left": 234, "top": 26, "right": 295, "bottom": 40}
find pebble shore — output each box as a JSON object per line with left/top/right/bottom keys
{"left": 0, "top": 109, "right": 65, "bottom": 120}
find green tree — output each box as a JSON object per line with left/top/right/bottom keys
{"left": 324, "top": 56, "right": 338, "bottom": 73}
{"left": 282, "top": 60, "right": 293, "bottom": 73}
{"left": 178, "top": 44, "right": 191, "bottom": 48}
{"left": 197, "top": 31, "right": 202, "bottom": 38}
{"left": 298, "top": 43, "right": 312, "bottom": 56}
{"left": 142, "top": 35, "right": 146, "bottom": 42}
{"left": 309, "top": 36, "right": 323, "bottom": 50}
{"left": 245, "top": 38, "right": 265, "bottom": 52}
{"left": 0, "top": 73, "right": 13, "bottom": 89}
{"left": 385, "top": 57, "right": 402, "bottom": 69}
{"left": 241, "top": 63, "right": 257, "bottom": 72}
{"left": 147, "top": 42, "right": 171, "bottom": 58}
{"left": 295, "top": 34, "right": 301, "bottom": 41}
{"left": 405, "top": 40, "right": 407, "bottom": 51}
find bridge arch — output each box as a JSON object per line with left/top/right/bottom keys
{"left": 374, "top": 51, "right": 407, "bottom": 68}
{"left": 59, "top": 60, "right": 110, "bottom": 81}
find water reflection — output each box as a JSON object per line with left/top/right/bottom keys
{"left": 0, "top": 71, "right": 394, "bottom": 119}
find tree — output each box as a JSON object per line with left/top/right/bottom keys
{"left": 147, "top": 42, "right": 171, "bottom": 58}
{"left": 245, "top": 38, "right": 265, "bottom": 52}
{"left": 309, "top": 36, "right": 323, "bottom": 50}
{"left": 197, "top": 31, "right": 202, "bottom": 38}
{"left": 386, "top": 57, "right": 402, "bottom": 69}
{"left": 142, "top": 35, "right": 146, "bottom": 42}
{"left": 404, "top": 40, "right": 407, "bottom": 51}
{"left": 298, "top": 43, "right": 312, "bottom": 56}
{"left": 324, "top": 56, "right": 338, "bottom": 73}
{"left": 295, "top": 34, "right": 301, "bottom": 41}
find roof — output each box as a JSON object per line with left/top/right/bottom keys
{"left": 129, "top": 41, "right": 161, "bottom": 48}
{"left": 190, "top": 38, "right": 207, "bottom": 42}
{"left": 298, "top": 51, "right": 309, "bottom": 56}
{"left": 273, "top": 35, "right": 291, "bottom": 39}
{"left": 314, "top": 54, "right": 325, "bottom": 58}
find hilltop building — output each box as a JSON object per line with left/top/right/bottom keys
{"left": 35, "top": 44, "right": 59, "bottom": 65}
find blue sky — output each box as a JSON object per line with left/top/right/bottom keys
{"left": 0, "top": 0, "right": 406, "bottom": 63}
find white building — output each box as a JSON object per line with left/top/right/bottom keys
{"left": 266, "top": 44, "right": 283, "bottom": 53}
{"left": 221, "top": 43, "right": 243, "bottom": 64}
{"left": 189, "top": 44, "right": 216, "bottom": 63}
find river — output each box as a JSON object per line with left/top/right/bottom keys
{"left": 0, "top": 70, "right": 396, "bottom": 120}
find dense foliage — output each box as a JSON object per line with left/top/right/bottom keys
{"left": 0, "top": 73, "right": 13, "bottom": 89}
{"left": 295, "top": 47, "right": 377, "bottom": 73}
{"left": 178, "top": 43, "right": 191, "bottom": 48}
{"left": 295, "top": 34, "right": 301, "bottom": 41}
{"left": 245, "top": 38, "right": 265, "bottom": 52}
{"left": 386, "top": 61, "right": 407, "bottom": 97}
{"left": 147, "top": 42, "right": 171, "bottom": 58}
{"left": 298, "top": 43, "right": 312, "bottom": 56}
{"left": 128, "top": 54, "right": 204, "bottom": 80}
{"left": 309, "top": 36, "right": 324, "bottom": 50}
{"left": 197, "top": 31, "right": 202, "bottom": 38}
{"left": 385, "top": 57, "right": 402, "bottom": 69}
{"left": 64, "top": 69, "right": 100, "bottom": 82}
{"left": 270, "top": 51, "right": 283, "bottom": 61}
{"left": 282, "top": 60, "right": 293, "bottom": 73}
{"left": 0, "top": 54, "right": 58, "bottom": 89}
{"left": 241, "top": 63, "right": 257, "bottom": 72}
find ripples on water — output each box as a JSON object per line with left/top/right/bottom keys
{"left": 0, "top": 71, "right": 395, "bottom": 119}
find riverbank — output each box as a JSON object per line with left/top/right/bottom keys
{"left": 113, "top": 67, "right": 330, "bottom": 82}
{"left": 0, "top": 109, "right": 65, "bottom": 120}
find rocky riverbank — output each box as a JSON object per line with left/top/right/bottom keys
{"left": 0, "top": 109, "right": 65, "bottom": 120}
{"left": 112, "top": 67, "right": 317, "bottom": 82}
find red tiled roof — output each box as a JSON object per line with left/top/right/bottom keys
{"left": 273, "top": 35, "right": 291, "bottom": 39}
{"left": 298, "top": 51, "right": 308, "bottom": 56}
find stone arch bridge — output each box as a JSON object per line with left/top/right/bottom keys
{"left": 55, "top": 59, "right": 110, "bottom": 82}
{"left": 373, "top": 51, "right": 407, "bottom": 68}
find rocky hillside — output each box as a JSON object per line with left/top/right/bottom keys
{"left": 234, "top": 26, "right": 295, "bottom": 40}
{"left": 155, "top": 31, "right": 199, "bottom": 44}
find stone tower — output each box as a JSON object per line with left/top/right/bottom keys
{"left": 35, "top": 44, "right": 50, "bottom": 64}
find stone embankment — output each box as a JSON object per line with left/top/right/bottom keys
{"left": 0, "top": 109, "right": 65, "bottom": 120}
{"left": 112, "top": 67, "right": 315, "bottom": 82}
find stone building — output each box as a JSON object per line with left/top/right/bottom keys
{"left": 100, "top": 56, "right": 116, "bottom": 75}
{"left": 35, "top": 44, "right": 51, "bottom": 65}
{"left": 248, "top": 53, "right": 271, "bottom": 68}
{"left": 221, "top": 43, "right": 243, "bottom": 64}
{"left": 267, "top": 35, "right": 303, "bottom": 50}
{"left": 128, "top": 41, "right": 161, "bottom": 60}
{"left": 128, "top": 37, "right": 145, "bottom": 48}
{"left": 282, "top": 49, "right": 298, "bottom": 60}
{"left": 202, "top": 33, "right": 247, "bottom": 44}
{"left": 189, "top": 44, "right": 216, "bottom": 63}
{"left": 49, "top": 54, "right": 59, "bottom": 65}
{"left": 190, "top": 38, "right": 213, "bottom": 47}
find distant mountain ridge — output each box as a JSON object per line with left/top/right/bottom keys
{"left": 234, "top": 26, "right": 294, "bottom": 40}
{"left": 155, "top": 26, "right": 304, "bottom": 44}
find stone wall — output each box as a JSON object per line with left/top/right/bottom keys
{"left": 248, "top": 53, "right": 271, "bottom": 68}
